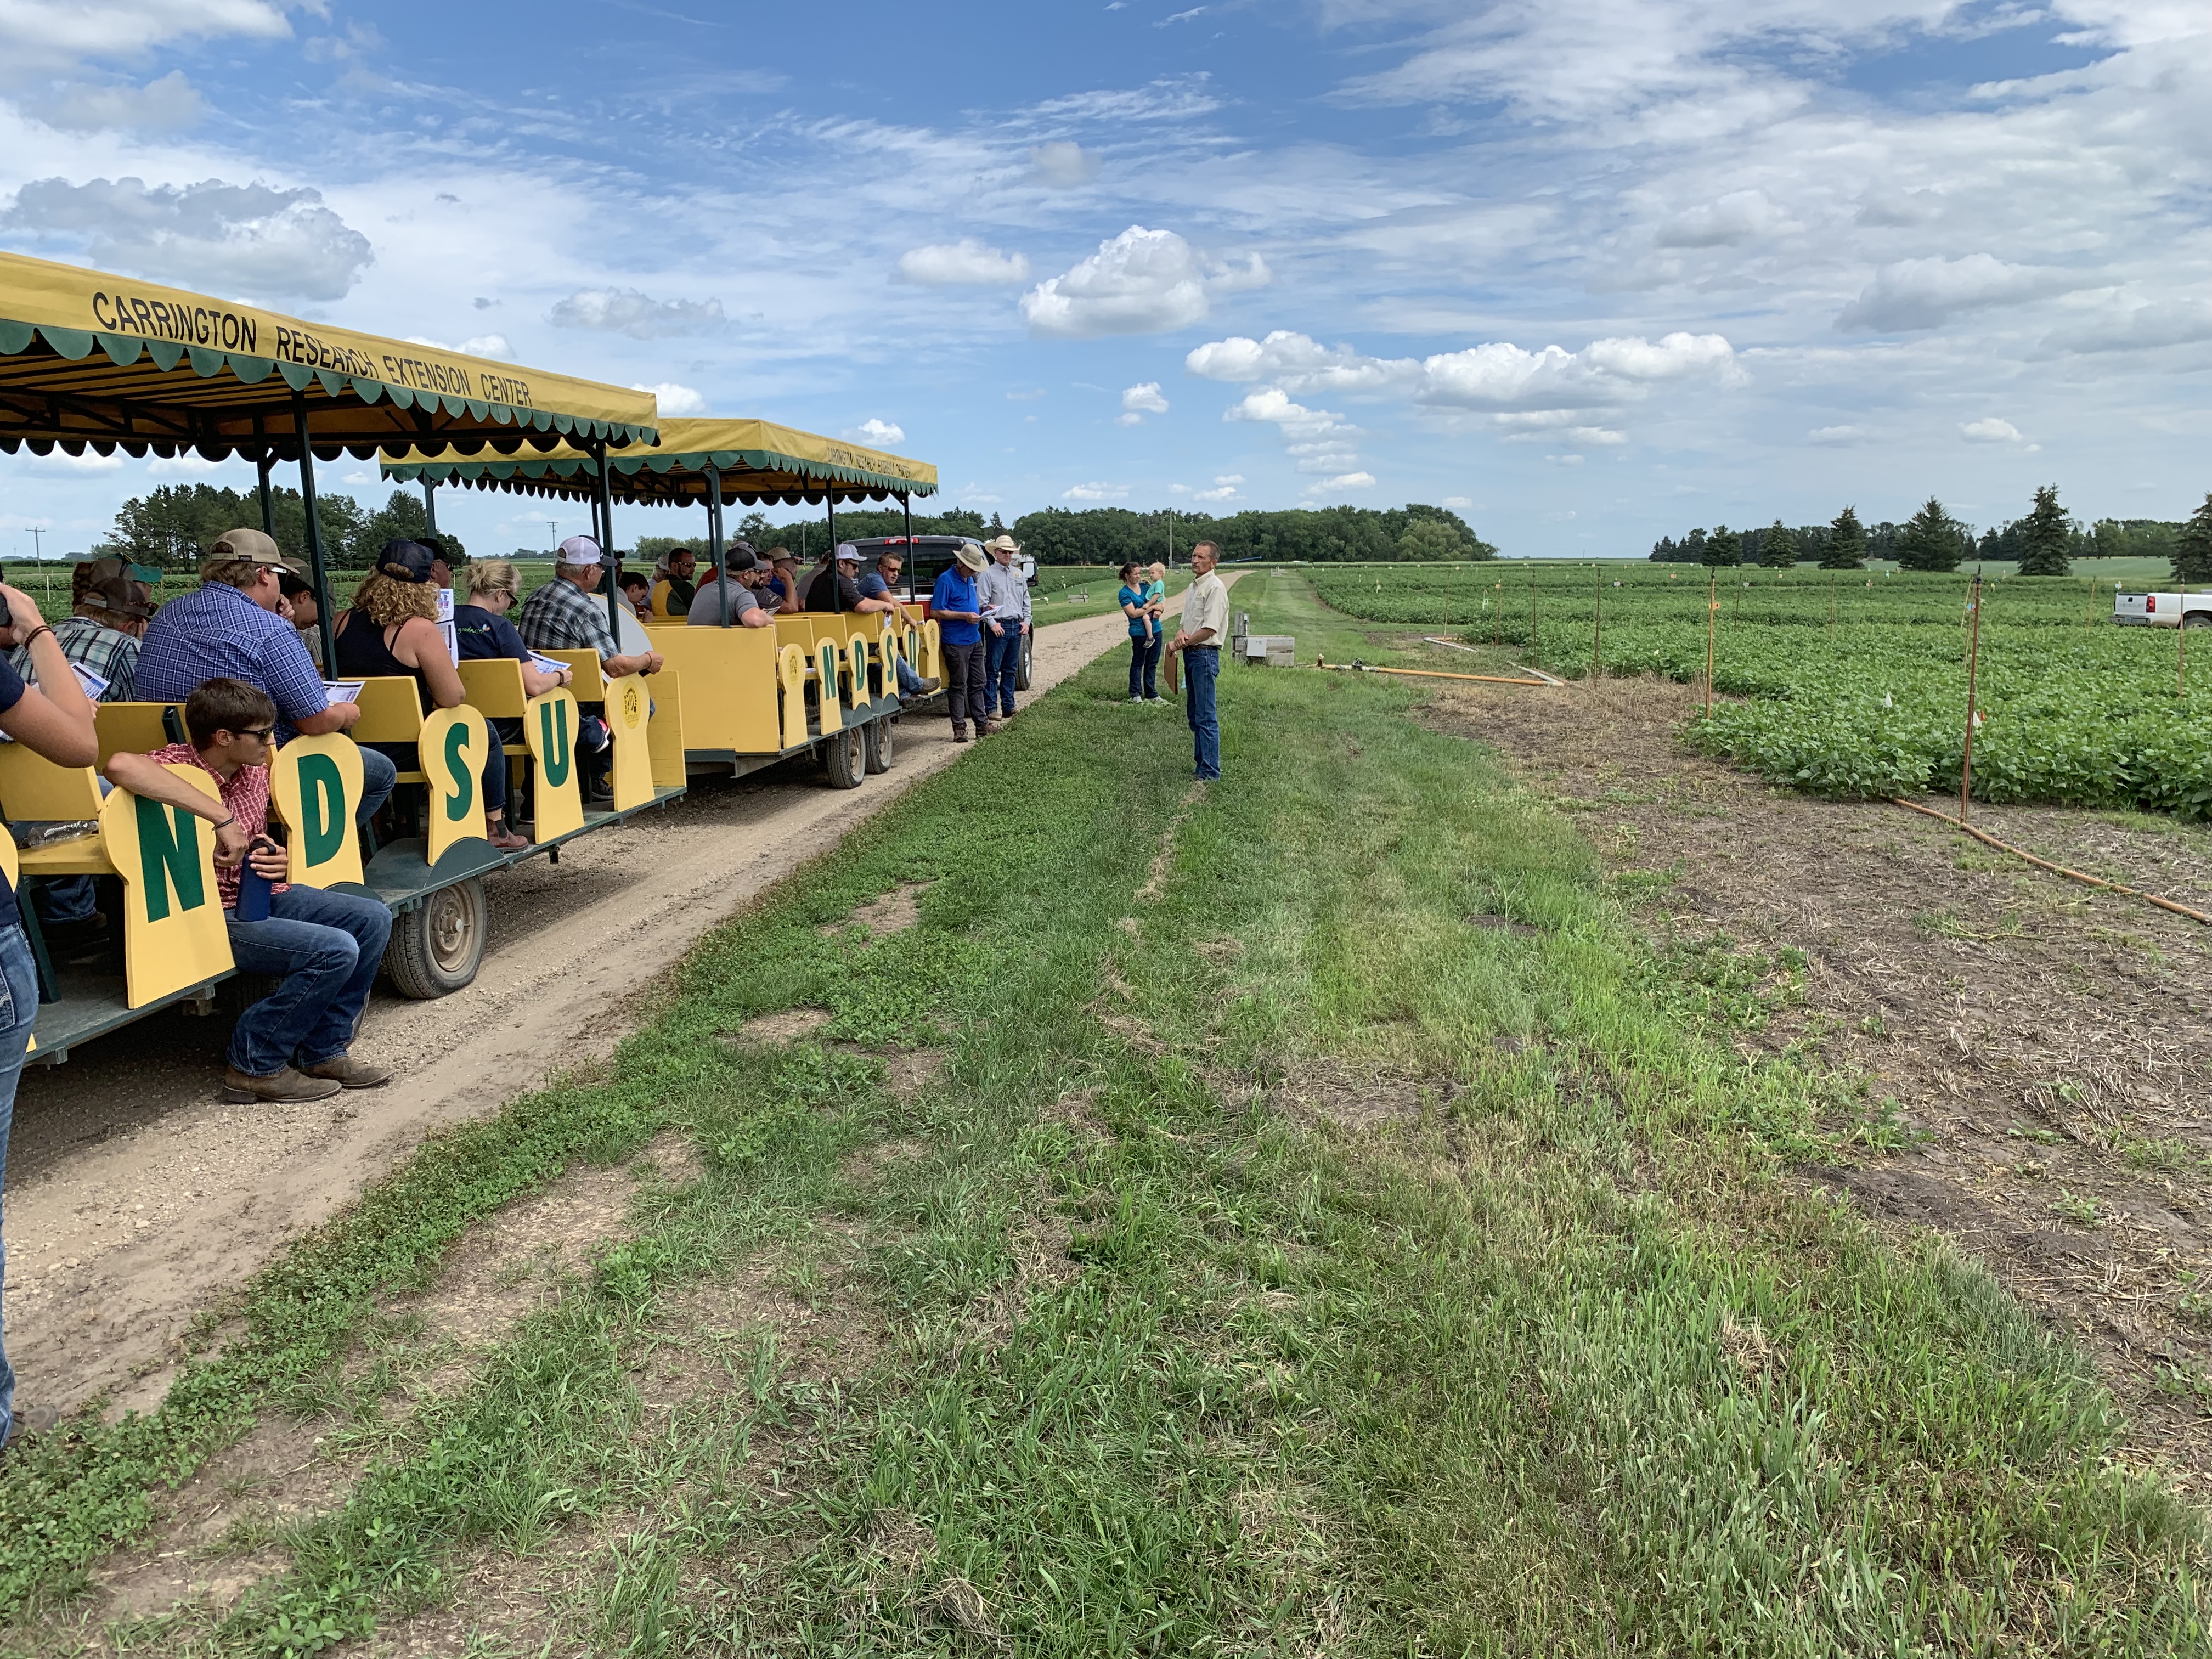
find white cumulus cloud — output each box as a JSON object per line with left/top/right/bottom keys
{"left": 1225, "top": 387, "right": 1367, "bottom": 477}
{"left": 1808, "top": 425, "right": 1869, "bottom": 444}
{"left": 844, "top": 417, "right": 906, "bottom": 446}
{"left": 1654, "top": 190, "right": 1789, "bottom": 249}
{"left": 1961, "top": 417, "right": 2025, "bottom": 443}
{"left": 1022, "top": 226, "right": 1271, "bottom": 339}
{"left": 1029, "top": 141, "right": 1101, "bottom": 188}
{"left": 411, "top": 334, "right": 514, "bottom": 360}
{"left": 0, "top": 0, "right": 289, "bottom": 76}
{"left": 550, "top": 287, "right": 725, "bottom": 340}
{"left": 896, "top": 240, "right": 1031, "bottom": 286}
{"left": 1063, "top": 481, "right": 1130, "bottom": 501}
{"left": 1116, "top": 381, "right": 1171, "bottom": 425}
{"left": 2, "top": 175, "right": 373, "bottom": 301}
{"left": 1308, "top": 471, "right": 1376, "bottom": 494}
{"left": 27, "top": 70, "right": 202, "bottom": 132}
{"left": 637, "top": 382, "right": 708, "bottom": 417}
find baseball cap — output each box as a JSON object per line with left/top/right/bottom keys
{"left": 834, "top": 542, "right": 861, "bottom": 565}
{"left": 557, "top": 533, "right": 605, "bottom": 565}
{"left": 207, "top": 527, "right": 304, "bottom": 572}
{"left": 419, "top": 533, "right": 465, "bottom": 567}
{"left": 81, "top": 575, "right": 156, "bottom": 622}
{"left": 377, "top": 539, "right": 436, "bottom": 584}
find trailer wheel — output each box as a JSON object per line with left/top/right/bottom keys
{"left": 1015, "top": 634, "right": 1033, "bottom": 691}
{"left": 824, "top": 725, "right": 866, "bottom": 789}
{"left": 864, "top": 713, "right": 898, "bottom": 774}
{"left": 385, "top": 877, "right": 487, "bottom": 999}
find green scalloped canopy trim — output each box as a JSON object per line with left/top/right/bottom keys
{"left": 0, "top": 314, "right": 659, "bottom": 451}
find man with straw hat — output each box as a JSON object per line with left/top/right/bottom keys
{"left": 929, "top": 541, "right": 991, "bottom": 741}
{"left": 977, "top": 533, "right": 1031, "bottom": 722}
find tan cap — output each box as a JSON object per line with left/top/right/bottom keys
{"left": 983, "top": 534, "right": 1021, "bottom": 554}
{"left": 953, "top": 543, "right": 986, "bottom": 573}
{"left": 206, "top": 527, "right": 303, "bottom": 573}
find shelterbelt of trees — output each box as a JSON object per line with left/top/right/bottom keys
{"left": 1654, "top": 487, "right": 2212, "bottom": 581}
{"left": 79, "top": 490, "right": 1499, "bottom": 572}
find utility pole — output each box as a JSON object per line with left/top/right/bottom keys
{"left": 26, "top": 528, "right": 43, "bottom": 563}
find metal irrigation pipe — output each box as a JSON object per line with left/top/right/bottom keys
{"left": 1891, "top": 798, "right": 2212, "bottom": 926}
{"left": 1316, "top": 658, "right": 1549, "bottom": 687}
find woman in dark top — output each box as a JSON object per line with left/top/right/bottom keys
{"left": 333, "top": 540, "right": 525, "bottom": 850}
{"left": 0, "top": 580, "right": 101, "bottom": 1453}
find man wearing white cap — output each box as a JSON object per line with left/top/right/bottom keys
{"left": 977, "top": 534, "right": 1030, "bottom": 721}
{"left": 517, "top": 534, "right": 663, "bottom": 798}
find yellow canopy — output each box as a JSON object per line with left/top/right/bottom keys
{"left": 0, "top": 248, "right": 659, "bottom": 462}
{"left": 380, "top": 415, "right": 936, "bottom": 504}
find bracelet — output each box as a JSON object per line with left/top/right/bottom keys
{"left": 213, "top": 814, "right": 236, "bottom": 831}
{"left": 20, "top": 625, "right": 53, "bottom": 650}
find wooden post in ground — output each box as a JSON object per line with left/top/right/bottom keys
{"left": 1591, "top": 569, "right": 1603, "bottom": 683}
{"left": 1706, "top": 570, "right": 1717, "bottom": 716}
{"left": 1961, "top": 570, "right": 1984, "bottom": 821}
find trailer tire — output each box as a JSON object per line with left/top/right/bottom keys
{"left": 385, "top": 877, "right": 487, "bottom": 999}
{"left": 864, "top": 713, "right": 897, "bottom": 774}
{"left": 824, "top": 725, "right": 866, "bottom": 789}
{"left": 1015, "top": 634, "right": 1033, "bottom": 691}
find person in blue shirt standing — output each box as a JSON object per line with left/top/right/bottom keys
{"left": 1117, "top": 561, "right": 1163, "bottom": 703}
{"left": 858, "top": 551, "right": 939, "bottom": 699}
{"left": 0, "top": 580, "right": 101, "bottom": 1458}
{"left": 929, "top": 543, "right": 990, "bottom": 742}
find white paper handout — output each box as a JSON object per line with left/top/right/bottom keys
{"left": 67, "top": 662, "right": 109, "bottom": 699}
{"left": 526, "top": 651, "right": 569, "bottom": 679}
{"left": 323, "top": 679, "right": 366, "bottom": 706}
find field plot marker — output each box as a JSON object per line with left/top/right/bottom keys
{"left": 1705, "top": 571, "right": 1718, "bottom": 716}
{"left": 1960, "top": 570, "right": 1984, "bottom": 821}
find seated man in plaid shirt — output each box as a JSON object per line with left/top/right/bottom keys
{"left": 516, "top": 535, "right": 662, "bottom": 801}
{"left": 5, "top": 574, "right": 154, "bottom": 701}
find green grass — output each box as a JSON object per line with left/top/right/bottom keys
{"left": 1, "top": 572, "right": 2203, "bottom": 1654}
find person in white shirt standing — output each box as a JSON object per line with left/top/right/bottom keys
{"left": 1168, "top": 541, "right": 1227, "bottom": 781}
{"left": 977, "top": 534, "right": 1031, "bottom": 721}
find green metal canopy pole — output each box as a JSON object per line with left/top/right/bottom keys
{"left": 707, "top": 463, "right": 731, "bottom": 628}
{"left": 825, "top": 490, "right": 844, "bottom": 613}
{"left": 900, "top": 491, "right": 913, "bottom": 602}
{"left": 590, "top": 437, "right": 622, "bottom": 638}
{"left": 420, "top": 478, "right": 439, "bottom": 539}
{"left": 289, "top": 390, "right": 337, "bottom": 676}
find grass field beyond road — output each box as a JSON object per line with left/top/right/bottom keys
{"left": 0, "top": 573, "right": 2203, "bottom": 1654}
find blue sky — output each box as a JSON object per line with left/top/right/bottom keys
{"left": 2, "top": 0, "right": 2208, "bottom": 560}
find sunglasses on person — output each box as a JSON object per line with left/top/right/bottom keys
{"left": 232, "top": 725, "right": 276, "bottom": 743}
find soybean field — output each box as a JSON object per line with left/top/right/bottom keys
{"left": 1311, "top": 563, "right": 2211, "bottom": 817}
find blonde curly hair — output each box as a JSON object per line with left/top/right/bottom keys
{"left": 347, "top": 571, "right": 439, "bottom": 628}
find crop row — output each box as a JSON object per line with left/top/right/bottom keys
{"left": 1307, "top": 569, "right": 2209, "bottom": 816}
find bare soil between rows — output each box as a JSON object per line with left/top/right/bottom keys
{"left": 1421, "top": 658, "right": 2212, "bottom": 1483}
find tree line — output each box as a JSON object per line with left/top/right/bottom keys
{"left": 1652, "top": 486, "right": 2212, "bottom": 581}
{"left": 87, "top": 482, "right": 462, "bottom": 571}
{"left": 734, "top": 502, "right": 1497, "bottom": 566}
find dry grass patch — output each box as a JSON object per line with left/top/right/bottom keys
{"left": 729, "top": 1007, "right": 834, "bottom": 1044}
{"left": 824, "top": 881, "right": 933, "bottom": 938}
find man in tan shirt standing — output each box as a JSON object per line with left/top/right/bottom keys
{"left": 1168, "top": 541, "right": 1227, "bottom": 780}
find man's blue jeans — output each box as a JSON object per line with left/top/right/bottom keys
{"left": 984, "top": 624, "right": 1025, "bottom": 716}
{"left": 895, "top": 656, "right": 926, "bottom": 696}
{"left": 354, "top": 743, "right": 397, "bottom": 825}
{"left": 1184, "top": 645, "right": 1221, "bottom": 780}
{"left": 0, "top": 923, "right": 41, "bottom": 1446}
{"left": 225, "top": 885, "right": 392, "bottom": 1077}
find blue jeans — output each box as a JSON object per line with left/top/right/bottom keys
{"left": 25, "top": 778, "right": 115, "bottom": 928}
{"left": 895, "top": 655, "right": 926, "bottom": 696}
{"left": 225, "top": 885, "right": 392, "bottom": 1077}
{"left": 0, "top": 923, "right": 40, "bottom": 1445}
{"left": 1128, "top": 633, "right": 1161, "bottom": 699}
{"left": 1184, "top": 646, "right": 1221, "bottom": 780}
{"left": 356, "top": 743, "right": 397, "bottom": 825}
{"left": 984, "top": 624, "right": 1025, "bottom": 715}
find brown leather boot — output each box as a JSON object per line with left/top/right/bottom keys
{"left": 223, "top": 1065, "right": 343, "bottom": 1104}
{"left": 301, "top": 1054, "right": 394, "bottom": 1090}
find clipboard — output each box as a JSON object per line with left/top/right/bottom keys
{"left": 1164, "top": 644, "right": 1181, "bottom": 696}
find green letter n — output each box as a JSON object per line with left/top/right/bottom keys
{"left": 298, "top": 752, "right": 346, "bottom": 867}
{"left": 136, "top": 795, "right": 203, "bottom": 922}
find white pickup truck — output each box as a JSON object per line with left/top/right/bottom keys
{"left": 2113, "top": 591, "right": 2212, "bottom": 628}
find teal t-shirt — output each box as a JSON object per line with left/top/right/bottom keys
{"left": 1119, "top": 584, "right": 1149, "bottom": 638}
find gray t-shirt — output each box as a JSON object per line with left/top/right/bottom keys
{"left": 685, "top": 578, "right": 764, "bottom": 625}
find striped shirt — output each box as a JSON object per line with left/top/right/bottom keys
{"left": 517, "top": 574, "right": 621, "bottom": 663}
{"left": 10, "top": 614, "right": 141, "bottom": 701}
{"left": 978, "top": 561, "right": 1030, "bottom": 625}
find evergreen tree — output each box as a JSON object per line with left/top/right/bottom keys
{"left": 1820, "top": 505, "right": 1867, "bottom": 569}
{"left": 1757, "top": 520, "right": 1797, "bottom": 568}
{"left": 2015, "top": 484, "right": 2072, "bottom": 576}
{"left": 1683, "top": 528, "right": 1708, "bottom": 565}
{"left": 1895, "top": 496, "right": 1967, "bottom": 572}
{"left": 1702, "top": 523, "right": 1741, "bottom": 566}
{"left": 2172, "top": 494, "right": 2212, "bottom": 586}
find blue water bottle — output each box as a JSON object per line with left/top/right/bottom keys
{"left": 234, "top": 836, "right": 277, "bottom": 921}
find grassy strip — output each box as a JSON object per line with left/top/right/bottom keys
{"left": 8, "top": 572, "right": 2208, "bottom": 1654}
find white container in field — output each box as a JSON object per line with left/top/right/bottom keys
{"left": 1244, "top": 634, "right": 1295, "bottom": 665}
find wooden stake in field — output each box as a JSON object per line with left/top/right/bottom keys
{"left": 1493, "top": 581, "right": 1502, "bottom": 647}
{"left": 1829, "top": 574, "right": 1837, "bottom": 639}
{"left": 1528, "top": 569, "right": 1538, "bottom": 654}
{"left": 1591, "top": 568, "right": 1603, "bottom": 682}
{"left": 1706, "top": 570, "right": 1718, "bottom": 716}
{"left": 2180, "top": 606, "right": 2189, "bottom": 698}
{"left": 1961, "top": 569, "right": 1984, "bottom": 821}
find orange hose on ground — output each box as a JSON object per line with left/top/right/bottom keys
{"left": 1890, "top": 798, "right": 2211, "bottom": 925}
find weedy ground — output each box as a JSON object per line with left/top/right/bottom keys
{"left": 0, "top": 571, "right": 2203, "bottom": 1656}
